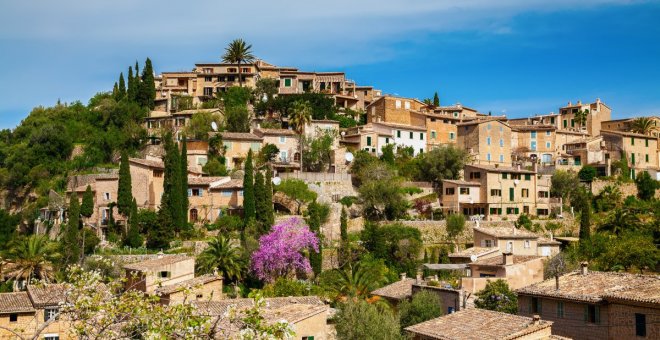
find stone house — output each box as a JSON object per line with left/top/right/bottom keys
{"left": 601, "top": 116, "right": 660, "bottom": 138}
{"left": 371, "top": 275, "right": 416, "bottom": 304}
{"left": 341, "top": 121, "right": 427, "bottom": 156}
{"left": 195, "top": 296, "right": 329, "bottom": 340}
{"left": 601, "top": 130, "right": 659, "bottom": 179}
{"left": 0, "top": 285, "right": 71, "bottom": 340}
{"left": 430, "top": 103, "right": 483, "bottom": 121}
{"left": 154, "top": 274, "right": 223, "bottom": 305}
{"left": 508, "top": 113, "right": 561, "bottom": 128}
{"left": 253, "top": 128, "right": 300, "bottom": 170}
{"left": 457, "top": 118, "right": 512, "bottom": 166}
{"left": 186, "top": 140, "right": 210, "bottom": 173}
{"left": 511, "top": 125, "right": 557, "bottom": 165}
{"left": 558, "top": 98, "right": 611, "bottom": 136}
{"left": 461, "top": 253, "right": 545, "bottom": 294}
{"left": 441, "top": 164, "right": 550, "bottom": 219}
{"left": 405, "top": 308, "right": 556, "bottom": 340}
{"left": 187, "top": 177, "right": 243, "bottom": 223}
{"left": 517, "top": 266, "right": 659, "bottom": 340}
{"left": 365, "top": 95, "right": 428, "bottom": 126}
{"left": 217, "top": 132, "right": 262, "bottom": 170}
{"left": 123, "top": 255, "right": 197, "bottom": 294}
{"left": 422, "top": 112, "right": 459, "bottom": 149}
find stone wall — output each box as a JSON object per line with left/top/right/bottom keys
{"left": 591, "top": 178, "right": 660, "bottom": 198}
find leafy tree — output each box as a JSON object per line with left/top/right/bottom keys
{"left": 302, "top": 128, "right": 336, "bottom": 172}
{"left": 117, "top": 151, "right": 133, "bottom": 216}
{"left": 578, "top": 165, "right": 597, "bottom": 182}
{"left": 183, "top": 111, "right": 223, "bottom": 141}
{"left": 570, "top": 186, "right": 592, "bottom": 240}
{"left": 380, "top": 143, "right": 395, "bottom": 165}
{"left": 158, "top": 133, "right": 181, "bottom": 237}
{"left": 224, "top": 105, "right": 251, "bottom": 132}
{"left": 80, "top": 185, "right": 94, "bottom": 218}
{"left": 593, "top": 185, "right": 622, "bottom": 212}
{"left": 358, "top": 176, "right": 407, "bottom": 221}
{"left": 243, "top": 149, "right": 255, "bottom": 224}
{"left": 635, "top": 171, "right": 659, "bottom": 200}
{"left": 550, "top": 170, "right": 580, "bottom": 204}
{"left": 221, "top": 39, "right": 255, "bottom": 87}
{"left": 514, "top": 214, "right": 533, "bottom": 231}
{"left": 81, "top": 228, "right": 100, "bottom": 256}
{"left": 321, "top": 259, "right": 388, "bottom": 300}
{"left": 138, "top": 58, "right": 156, "bottom": 109}
{"left": 415, "top": 145, "right": 469, "bottom": 185}
{"left": 257, "top": 143, "right": 279, "bottom": 165}
{"left": 208, "top": 214, "right": 244, "bottom": 233}
{"left": 250, "top": 217, "right": 319, "bottom": 282}
{"left": 264, "top": 169, "right": 275, "bottom": 229}
{"left": 0, "top": 209, "right": 19, "bottom": 246}
{"left": 196, "top": 235, "right": 245, "bottom": 282}
{"left": 2, "top": 235, "right": 61, "bottom": 285}
{"left": 598, "top": 231, "right": 659, "bottom": 273}
{"left": 253, "top": 77, "right": 279, "bottom": 116}
{"left": 64, "top": 195, "right": 81, "bottom": 264}
{"left": 127, "top": 66, "right": 137, "bottom": 102}
{"left": 275, "top": 179, "right": 317, "bottom": 214}
{"left": 361, "top": 222, "right": 422, "bottom": 275}
{"left": 335, "top": 299, "right": 403, "bottom": 340}
{"left": 446, "top": 213, "right": 466, "bottom": 245}
{"left": 399, "top": 290, "right": 443, "bottom": 331}
{"left": 474, "top": 279, "right": 518, "bottom": 314}
{"left": 433, "top": 92, "right": 440, "bottom": 106}
{"left": 124, "top": 199, "right": 143, "bottom": 248}
{"left": 203, "top": 158, "right": 228, "bottom": 176}
{"left": 289, "top": 100, "right": 312, "bottom": 169}
{"left": 630, "top": 117, "right": 658, "bottom": 135}
{"left": 574, "top": 109, "right": 589, "bottom": 130}
{"left": 271, "top": 93, "right": 336, "bottom": 121}
{"left": 597, "top": 207, "right": 641, "bottom": 235}
{"left": 339, "top": 207, "right": 349, "bottom": 266}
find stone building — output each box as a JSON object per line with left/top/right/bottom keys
{"left": 558, "top": 98, "right": 611, "bottom": 136}
{"left": 217, "top": 132, "right": 263, "bottom": 170}
{"left": 601, "top": 116, "right": 660, "bottom": 138}
{"left": 461, "top": 253, "right": 545, "bottom": 294}
{"left": 365, "top": 95, "right": 429, "bottom": 126}
{"left": 511, "top": 125, "right": 557, "bottom": 165}
{"left": 0, "top": 285, "right": 71, "bottom": 339}
{"left": 457, "top": 118, "right": 512, "bottom": 166}
{"left": 601, "top": 130, "right": 659, "bottom": 179}
{"left": 517, "top": 266, "right": 659, "bottom": 340}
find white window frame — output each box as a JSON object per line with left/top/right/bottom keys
{"left": 104, "top": 192, "right": 111, "bottom": 200}
{"left": 404, "top": 101, "right": 411, "bottom": 110}
{"left": 395, "top": 100, "right": 402, "bottom": 109}
{"left": 279, "top": 136, "right": 286, "bottom": 144}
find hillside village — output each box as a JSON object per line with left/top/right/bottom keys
{"left": 0, "top": 40, "right": 658, "bottom": 340}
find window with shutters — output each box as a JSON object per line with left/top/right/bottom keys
{"left": 397, "top": 130, "right": 401, "bottom": 138}
{"left": 557, "top": 301, "right": 564, "bottom": 318}
{"left": 521, "top": 189, "right": 529, "bottom": 198}
{"left": 509, "top": 188, "right": 514, "bottom": 201}
{"left": 502, "top": 173, "right": 508, "bottom": 179}
{"left": 431, "top": 131, "right": 437, "bottom": 139}
{"left": 459, "top": 188, "right": 470, "bottom": 195}
{"left": 366, "top": 136, "right": 372, "bottom": 146}
{"left": 490, "top": 189, "right": 501, "bottom": 196}
{"left": 409, "top": 131, "right": 413, "bottom": 139}
{"left": 487, "top": 137, "right": 491, "bottom": 145}
{"left": 445, "top": 188, "right": 455, "bottom": 195}
{"left": 585, "top": 305, "right": 600, "bottom": 324}
{"left": 530, "top": 297, "right": 541, "bottom": 314}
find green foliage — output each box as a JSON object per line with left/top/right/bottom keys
{"left": 202, "top": 158, "right": 228, "bottom": 176}
{"left": 257, "top": 143, "right": 279, "bottom": 165}
{"left": 571, "top": 186, "right": 592, "bottom": 239}
{"left": 380, "top": 144, "right": 395, "bottom": 165}
{"left": 415, "top": 145, "right": 469, "bottom": 185}
{"left": 261, "top": 278, "right": 324, "bottom": 298}
{"left": 179, "top": 140, "right": 189, "bottom": 228}
{"left": 302, "top": 129, "right": 336, "bottom": 172}
{"left": 0, "top": 209, "right": 20, "bottom": 245}
{"left": 578, "top": 165, "right": 597, "bottom": 182}
{"left": 306, "top": 201, "right": 329, "bottom": 276}
{"left": 334, "top": 114, "right": 359, "bottom": 128}
{"left": 399, "top": 290, "right": 443, "bottom": 331}
{"left": 358, "top": 167, "right": 408, "bottom": 220}
{"left": 635, "top": 171, "right": 659, "bottom": 200}
{"left": 551, "top": 170, "right": 580, "bottom": 203}
{"left": 446, "top": 214, "right": 466, "bottom": 241}
{"left": 253, "top": 78, "right": 279, "bottom": 116}
{"left": 65, "top": 195, "right": 81, "bottom": 264}
{"left": 474, "top": 279, "right": 518, "bottom": 314}
{"left": 124, "top": 199, "right": 143, "bottom": 248}
{"left": 222, "top": 87, "right": 252, "bottom": 132}
{"left": 264, "top": 169, "right": 275, "bottom": 229}
{"left": 196, "top": 235, "right": 245, "bottom": 282}
{"left": 400, "top": 186, "right": 423, "bottom": 196}
{"left": 137, "top": 58, "right": 156, "bottom": 109}
{"left": 288, "top": 100, "right": 313, "bottom": 134}
{"left": 118, "top": 72, "right": 126, "bottom": 100}
{"left": 320, "top": 258, "right": 388, "bottom": 300}
{"left": 433, "top": 92, "right": 440, "bottom": 106}
{"left": 272, "top": 93, "right": 336, "bottom": 120}
{"left": 117, "top": 151, "right": 133, "bottom": 216}
{"left": 3, "top": 235, "right": 61, "bottom": 283}
{"left": 243, "top": 150, "right": 256, "bottom": 226}
{"left": 361, "top": 222, "right": 422, "bottom": 275}
{"left": 184, "top": 111, "right": 223, "bottom": 141}
{"left": 275, "top": 179, "right": 317, "bottom": 214}
{"left": 81, "top": 228, "right": 100, "bottom": 255}
{"left": 597, "top": 231, "right": 658, "bottom": 273}
{"left": 80, "top": 185, "right": 94, "bottom": 218}
{"left": 339, "top": 196, "right": 358, "bottom": 207}
{"left": 221, "top": 39, "right": 255, "bottom": 87}
{"left": 514, "top": 214, "right": 533, "bottom": 231}
{"left": 254, "top": 170, "right": 270, "bottom": 234}
{"left": 340, "top": 208, "right": 348, "bottom": 242}
{"left": 593, "top": 185, "right": 622, "bottom": 212}
{"left": 160, "top": 133, "right": 183, "bottom": 232}
{"left": 335, "top": 300, "right": 403, "bottom": 340}
{"left": 127, "top": 66, "right": 137, "bottom": 102}
{"left": 208, "top": 214, "right": 244, "bottom": 233}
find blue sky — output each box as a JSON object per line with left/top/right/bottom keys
{"left": 1, "top": 0, "right": 659, "bottom": 129}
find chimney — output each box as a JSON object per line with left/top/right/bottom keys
{"left": 580, "top": 262, "right": 589, "bottom": 275}
{"left": 532, "top": 315, "right": 541, "bottom": 325}
{"left": 503, "top": 252, "right": 514, "bottom": 266}
{"left": 596, "top": 98, "right": 601, "bottom": 103}
{"left": 577, "top": 100, "right": 582, "bottom": 105}
{"left": 567, "top": 101, "right": 572, "bottom": 106}
{"left": 400, "top": 273, "right": 407, "bottom": 281}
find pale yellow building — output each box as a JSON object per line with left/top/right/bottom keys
{"left": 456, "top": 119, "right": 512, "bottom": 166}
{"left": 217, "top": 132, "right": 263, "bottom": 170}
{"left": 558, "top": 98, "right": 611, "bottom": 136}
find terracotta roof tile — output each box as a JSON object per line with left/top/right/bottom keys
{"left": 27, "top": 284, "right": 67, "bottom": 308}
{"left": 517, "top": 271, "right": 660, "bottom": 304}
{"left": 219, "top": 132, "right": 263, "bottom": 141}
{"left": 123, "top": 255, "right": 193, "bottom": 271}
{"left": 449, "top": 247, "right": 499, "bottom": 258}
{"left": 210, "top": 179, "right": 243, "bottom": 189}
{"left": 442, "top": 179, "right": 482, "bottom": 187}
{"left": 0, "top": 292, "right": 35, "bottom": 313}
{"left": 253, "top": 128, "right": 297, "bottom": 136}
{"left": 371, "top": 278, "right": 415, "bottom": 300}
{"left": 188, "top": 176, "right": 230, "bottom": 186}
{"left": 474, "top": 226, "right": 539, "bottom": 239}
{"left": 155, "top": 274, "right": 222, "bottom": 296}
{"left": 470, "top": 255, "right": 542, "bottom": 267}
{"left": 405, "top": 308, "right": 552, "bottom": 340}
{"left": 466, "top": 164, "right": 536, "bottom": 174}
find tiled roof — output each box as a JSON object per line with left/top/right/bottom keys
{"left": 123, "top": 255, "right": 193, "bottom": 271}
{"left": 405, "top": 308, "right": 552, "bottom": 340}
{"left": 470, "top": 255, "right": 542, "bottom": 267}
{"left": 27, "top": 284, "right": 67, "bottom": 308}
{"left": 538, "top": 237, "right": 561, "bottom": 245}
{"left": 442, "top": 179, "right": 482, "bottom": 187}
{"left": 129, "top": 157, "right": 165, "bottom": 169}
{"left": 210, "top": 179, "right": 243, "bottom": 189}
{"left": 449, "top": 247, "right": 499, "bottom": 258}
{"left": 474, "top": 226, "right": 539, "bottom": 239}
{"left": 466, "top": 164, "right": 536, "bottom": 174}
{"left": 374, "top": 121, "right": 427, "bottom": 132}
{"left": 510, "top": 125, "right": 556, "bottom": 131}
{"left": 188, "top": 176, "right": 230, "bottom": 186}
{"left": 219, "top": 132, "right": 263, "bottom": 141}
{"left": 371, "top": 278, "right": 415, "bottom": 300}
{"left": 556, "top": 129, "right": 589, "bottom": 136}
{"left": 253, "top": 128, "right": 297, "bottom": 136}
{"left": 456, "top": 117, "right": 510, "bottom": 127}
{"left": 601, "top": 129, "right": 657, "bottom": 139}
{"left": 0, "top": 292, "right": 35, "bottom": 313}
{"left": 517, "top": 271, "right": 660, "bottom": 304}
{"left": 155, "top": 274, "right": 221, "bottom": 296}
{"left": 195, "top": 296, "right": 325, "bottom": 316}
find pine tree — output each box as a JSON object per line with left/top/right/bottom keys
{"left": 81, "top": 185, "right": 94, "bottom": 218}
{"left": 306, "top": 201, "right": 323, "bottom": 276}
{"left": 139, "top": 58, "right": 156, "bottom": 109}
{"left": 179, "top": 138, "right": 189, "bottom": 227}
{"left": 65, "top": 195, "right": 81, "bottom": 264}
{"left": 117, "top": 152, "right": 133, "bottom": 216}
{"left": 254, "top": 170, "right": 267, "bottom": 233}
{"left": 243, "top": 149, "right": 255, "bottom": 224}
{"left": 264, "top": 169, "right": 275, "bottom": 229}
{"left": 433, "top": 92, "right": 440, "bottom": 107}
{"left": 124, "top": 198, "right": 143, "bottom": 248}
{"left": 127, "top": 66, "right": 136, "bottom": 102}
{"left": 118, "top": 72, "right": 126, "bottom": 99}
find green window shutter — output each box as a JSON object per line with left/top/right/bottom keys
{"left": 366, "top": 136, "right": 372, "bottom": 146}
{"left": 571, "top": 119, "right": 574, "bottom": 127}
{"left": 515, "top": 207, "right": 519, "bottom": 214}
{"left": 631, "top": 153, "right": 635, "bottom": 165}
{"left": 595, "top": 306, "right": 601, "bottom": 324}
{"left": 502, "top": 173, "right": 508, "bottom": 179}
{"left": 563, "top": 120, "right": 567, "bottom": 128}
{"left": 646, "top": 154, "right": 649, "bottom": 162}
{"left": 645, "top": 139, "right": 649, "bottom": 147}
{"left": 397, "top": 130, "right": 401, "bottom": 138}
{"left": 631, "top": 137, "right": 634, "bottom": 145}
{"left": 525, "top": 174, "right": 531, "bottom": 180}
{"left": 409, "top": 131, "right": 413, "bottom": 139}
{"left": 509, "top": 188, "right": 514, "bottom": 201}
{"left": 528, "top": 298, "right": 533, "bottom": 314}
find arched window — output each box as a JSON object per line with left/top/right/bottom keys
{"left": 294, "top": 152, "right": 301, "bottom": 162}
{"left": 190, "top": 209, "right": 198, "bottom": 222}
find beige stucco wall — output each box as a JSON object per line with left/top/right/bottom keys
{"left": 223, "top": 139, "right": 261, "bottom": 170}
{"left": 291, "top": 311, "right": 328, "bottom": 340}
{"left": 162, "top": 279, "right": 223, "bottom": 305}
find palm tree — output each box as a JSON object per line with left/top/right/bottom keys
{"left": 195, "top": 236, "right": 244, "bottom": 282}
{"left": 221, "top": 39, "right": 255, "bottom": 88}
{"left": 2, "top": 235, "right": 61, "bottom": 288}
{"left": 289, "top": 100, "right": 313, "bottom": 171}
{"left": 574, "top": 109, "right": 589, "bottom": 131}
{"left": 630, "top": 117, "right": 658, "bottom": 135}
{"left": 598, "top": 208, "right": 641, "bottom": 235}
{"left": 326, "top": 262, "right": 387, "bottom": 300}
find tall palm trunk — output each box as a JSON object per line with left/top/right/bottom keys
{"left": 237, "top": 61, "right": 242, "bottom": 87}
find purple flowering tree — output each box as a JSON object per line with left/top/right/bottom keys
{"left": 251, "top": 217, "right": 319, "bottom": 282}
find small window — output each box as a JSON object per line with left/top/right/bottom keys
{"left": 459, "top": 187, "right": 470, "bottom": 195}
{"left": 469, "top": 172, "right": 481, "bottom": 179}
{"left": 302, "top": 337, "right": 315, "bottom": 340}
{"left": 499, "top": 154, "right": 504, "bottom": 162}
{"left": 487, "top": 137, "right": 491, "bottom": 145}
{"left": 279, "top": 136, "right": 286, "bottom": 144}
{"left": 366, "top": 136, "right": 372, "bottom": 146}
{"left": 445, "top": 188, "right": 455, "bottom": 195}
{"left": 44, "top": 336, "right": 60, "bottom": 340}
{"left": 531, "top": 297, "right": 541, "bottom": 313}
{"left": 420, "top": 133, "right": 424, "bottom": 140}
{"left": 221, "top": 190, "right": 232, "bottom": 197}
{"left": 585, "top": 305, "right": 600, "bottom": 324}
{"left": 631, "top": 137, "right": 634, "bottom": 145}
{"left": 449, "top": 132, "right": 455, "bottom": 140}
{"left": 524, "top": 240, "right": 530, "bottom": 248}
{"left": 557, "top": 301, "right": 564, "bottom": 318}
{"left": 524, "top": 174, "right": 531, "bottom": 181}
{"left": 9, "top": 313, "right": 18, "bottom": 322}
{"left": 484, "top": 239, "right": 493, "bottom": 247}
{"left": 502, "top": 173, "right": 508, "bottom": 179}
{"left": 487, "top": 153, "right": 491, "bottom": 161}
{"left": 431, "top": 131, "right": 437, "bottom": 139}
{"left": 284, "top": 78, "right": 292, "bottom": 87}
{"left": 636, "top": 313, "right": 646, "bottom": 337}
{"left": 409, "top": 132, "right": 413, "bottom": 139}
{"left": 645, "top": 139, "right": 649, "bottom": 147}
{"left": 395, "top": 100, "right": 402, "bottom": 109}
{"left": 196, "top": 294, "right": 203, "bottom": 299}
{"left": 404, "top": 101, "right": 411, "bottom": 110}
{"left": 159, "top": 271, "right": 171, "bottom": 278}
{"left": 104, "top": 192, "right": 111, "bottom": 200}
{"left": 546, "top": 131, "right": 551, "bottom": 136}
{"left": 487, "top": 123, "right": 492, "bottom": 130}
{"left": 499, "top": 139, "right": 504, "bottom": 147}
{"left": 490, "top": 189, "right": 501, "bottom": 196}
{"left": 44, "top": 308, "right": 58, "bottom": 321}
{"left": 531, "top": 131, "right": 537, "bottom": 139}
{"left": 546, "top": 142, "right": 551, "bottom": 149}
{"left": 521, "top": 189, "right": 529, "bottom": 198}
{"left": 397, "top": 130, "right": 401, "bottom": 138}
{"left": 153, "top": 170, "right": 163, "bottom": 178}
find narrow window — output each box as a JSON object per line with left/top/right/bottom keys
{"left": 159, "top": 271, "right": 171, "bottom": 278}
{"left": 9, "top": 313, "right": 18, "bottom": 322}
{"left": 557, "top": 302, "right": 564, "bottom": 318}
{"left": 409, "top": 131, "right": 413, "bottom": 139}
{"left": 366, "top": 136, "right": 372, "bottom": 146}
{"left": 636, "top": 313, "right": 646, "bottom": 337}
{"left": 397, "top": 130, "right": 401, "bottom": 138}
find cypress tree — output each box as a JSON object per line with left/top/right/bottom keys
{"left": 180, "top": 138, "right": 189, "bottom": 227}
{"left": 160, "top": 132, "right": 181, "bottom": 232}
{"left": 139, "top": 58, "right": 156, "bottom": 109}
{"left": 307, "top": 201, "right": 323, "bottom": 276}
{"left": 112, "top": 82, "right": 119, "bottom": 101}
{"left": 65, "top": 195, "right": 81, "bottom": 264}
{"left": 254, "top": 170, "right": 267, "bottom": 233}
{"left": 264, "top": 169, "right": 275, "bottom": 229}
{"left": 118, "top": 72, "right": 126, "bottom": 99}
{"left": 124, "top": 198, "right": 143, "bottom": 248}
{"left": 243, "top": 149, "right": 255, "bottom": 224}
{"left": 135, "top": 61, "right": 140, "bottom": 81}
{"left": 433, "top": 92, "right": 440, "bottom": 107}
{"left": 117, "top": 151, "right": 133, "bottom": 216}
{"left": 81, "top": 185, "right": 94, "bottom": 218}
{"left": 127, "top": 66, "right": 136, "bottom": 102}
{"left": 340, "top": 207, "right": 348, "bottom": 241}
